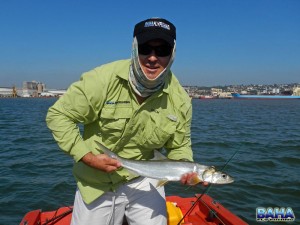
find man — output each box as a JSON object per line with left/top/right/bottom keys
{"left": 46, "top": 18, "right": 197, "bottom": 225}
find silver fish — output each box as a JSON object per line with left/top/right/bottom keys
{"left": 95, "top": 141, "right": 234, "bottom": 185}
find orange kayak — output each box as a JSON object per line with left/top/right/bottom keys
{"left": 20, "top": 194, "right": 248, "bottom": 225}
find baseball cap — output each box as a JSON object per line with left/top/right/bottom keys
{"left": 133, "top": 18, "right": 176, "bottom": 47}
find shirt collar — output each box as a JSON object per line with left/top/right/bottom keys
{"left": 115, "top": 60, "right": 131, "bottom": 81}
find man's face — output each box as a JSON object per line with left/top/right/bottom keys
{"left": 138, "top": 39, "right": 172, "bottom": 80}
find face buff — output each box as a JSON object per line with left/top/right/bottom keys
{"left": 129, "top": 37, "right": 176, "bottom": 97}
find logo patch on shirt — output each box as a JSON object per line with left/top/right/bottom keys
{"left": 167, "top": 114, "right": 177, "bottom": 122}
{"left": 106, "top": 100, "right": 130, "bottom": 105}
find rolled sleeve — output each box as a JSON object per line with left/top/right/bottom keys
{"left": 46, "top": 70, "right": 107, "bottom": 161}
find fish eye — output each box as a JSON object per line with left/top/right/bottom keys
{"left": 222, "top": 174, "right": 227, "bottom": 178}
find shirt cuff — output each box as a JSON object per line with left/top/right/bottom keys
{"left": 71, "top": 140, "right": 91, "bottom": 162}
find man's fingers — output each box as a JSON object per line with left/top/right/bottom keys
{"left": 180, "top": 172, "right": 208, "bottom": 186}
{"left": 81, "top": 152, "right": 121, "bottom": 172}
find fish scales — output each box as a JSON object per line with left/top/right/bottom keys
{"left": 95, "top": 140, "right": 234, "bottom": 185}
{"left": 120, "top": 158, "right": 209, "bottom": 181}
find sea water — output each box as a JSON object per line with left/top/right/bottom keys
{"left": 0, "top": 98, "right": 299, "bottom": 224}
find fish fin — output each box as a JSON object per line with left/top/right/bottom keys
{"left": 189, "top": 176, "right": 202, "bottom": 186}
{"left": 152, "top": 150, "right": 167, "bottom": 160}
{"left": 156, "top": 180, "right": 169, "bottom": 187}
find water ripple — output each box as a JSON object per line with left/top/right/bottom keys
{"left": 1, "top": 98, "right": 300, "bottom": 224}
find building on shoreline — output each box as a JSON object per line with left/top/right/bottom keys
{"left": 0, "top": 80, "right": 66, "bottom": 98}
{"left": 1, "top": 81, "right": 299, "bottom": 98}
{"left": 22, "top": 81, "right": 46, "bottom": 97}
{"left": 0, "top": 87, "right": 17, "bottom": 97}
{"left": 183, "top": 83, "right": 300, "bottom": 99}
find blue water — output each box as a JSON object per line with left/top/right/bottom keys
{"left": 0, "top": 98, "right": 299, "bottom": 225}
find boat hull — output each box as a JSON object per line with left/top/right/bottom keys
{"left": 232, "top": 93, "right": 300, "bottom": 99}
{"left": 20, "top": 194, "right": 247, "bottom": 225}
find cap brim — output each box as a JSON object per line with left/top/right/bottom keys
{"left": 136, "top": 31, "right": 174, "bottom": 47}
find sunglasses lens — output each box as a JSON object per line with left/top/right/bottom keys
{"left": 155, "top": 45, "right": 172, "bottom": 57}
{"left": 138, "top": 44, "right": 152, "bottom": 55}
{"left": 138, "top": 44, "right": 172, "bottom": 57}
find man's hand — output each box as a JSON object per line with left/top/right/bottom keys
{"left": 81, "top": 152, "right": 121, "bottom": 172}
{"left": 180, "top": 172, "right": 209, "bottom": 186}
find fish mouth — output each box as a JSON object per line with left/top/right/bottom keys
{"left": 202, "top": 167, "right": 234, "bottom": 184}
{"left": 215, "top": 174, "right": 234, "bottom": 184}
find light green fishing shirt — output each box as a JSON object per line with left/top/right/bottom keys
{"left": 46, "top": 59, "right": 193, "bottom": 204}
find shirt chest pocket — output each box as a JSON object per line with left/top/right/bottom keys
{"left": 138, "top": 111, "right": 178, "bottom": 148}
{"left": 99, "top": 106, "right": 132, "bottom": 145}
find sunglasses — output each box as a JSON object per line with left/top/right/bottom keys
{"left": 138, "top": 44, "right": 173, "bottom": 57}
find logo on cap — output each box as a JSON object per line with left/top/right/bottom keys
{"left": 144, "top": 21, "right": 170, "bottom": 30}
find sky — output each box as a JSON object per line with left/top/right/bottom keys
{"left": 0, "top": 0, "right": 299, "bottom": 89}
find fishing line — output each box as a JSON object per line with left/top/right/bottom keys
{"left": 176, "top": 149, "right": 239, "bottom": 225}
{"left": 219, "top": 149, "right": 239, "bottom": 172}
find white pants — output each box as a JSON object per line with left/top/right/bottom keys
{"left": 71, "top": 177, "right": 167, "bottom": 225}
